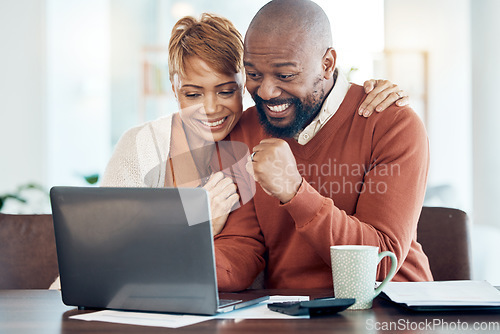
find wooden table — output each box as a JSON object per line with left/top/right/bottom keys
{"left": 1, "top": 289, "right": 499, "bottom": 333}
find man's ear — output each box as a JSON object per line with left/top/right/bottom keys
{"left": 323, "top": 48, "right": 337, "bottom": 80}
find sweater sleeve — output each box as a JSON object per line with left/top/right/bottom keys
{"left": 214, "top": 197, "right": 266, "bottom": 292}
{"left": 283, "top": 107, "right": 429, "bottom": 280}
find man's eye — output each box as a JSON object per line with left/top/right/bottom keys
{"left": 246, "top": 72, "right": 261, "bottom": 80}
{"left": 278, "top": 74, "right": 295, "bottom": 81}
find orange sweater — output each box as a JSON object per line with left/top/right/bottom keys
{"left": 215, "top": 84, "right": 433, "bottom": 291}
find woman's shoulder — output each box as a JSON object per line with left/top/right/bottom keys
{"left": 118, "top": 114, "right": 175, "bottom": 144}
{"left": 127, "top": 113, "right": 174, "bottom": 134}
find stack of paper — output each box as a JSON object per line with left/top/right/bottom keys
{"left": 381, "top": 280, "right": 500, "bottom": 310}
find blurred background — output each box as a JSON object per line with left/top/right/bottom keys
{"left": 1, "top": 0, "right": 499, "bottom": 284}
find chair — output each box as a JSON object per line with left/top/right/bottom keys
{"left": 0, "top": 214, "right": 59, "bottom": 289}
{"left": 416, "top": 206, "right": 472, "bottom": 281}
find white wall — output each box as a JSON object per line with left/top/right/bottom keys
{"left": 0, "top": 0, "right": 47, "bottom": 192}
{"left": 46, "top": 0, "right": 111, "bottom": 188}
{"left": 0, "top": 0, "right": 111, "bottom": 213}
{"left": 384, "top": 0, "right": 473, "bottom": 214}
{"left": 316, "top": 0, "right": 384, "bottom": 83}
{"left": 385, "top": 0, "right": 500, "bottom": 285}
{"left": 470, "top": 0, "right": 500, "bottom": 285}
{"left": 471, "top": 0, "right": 500, "bottom": 229}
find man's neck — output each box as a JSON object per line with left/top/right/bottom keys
{"left": 300, "top": 68, "right": 338, "bottom": 132}
{"left": 324, "top": 67, "right": 338, "bottom": 101}
{"left": 293, "top": 68, "right": 351, "bottom": 145}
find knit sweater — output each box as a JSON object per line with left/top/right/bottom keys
{"left": 214, "top": 84, "right": 433, "bottom": 291}
{"left": 101, "top": 115, "right": 173, "bottom": 187}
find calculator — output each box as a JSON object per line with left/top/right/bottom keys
{"left": 267, "top": 298, "right": 356, "bottom": 317}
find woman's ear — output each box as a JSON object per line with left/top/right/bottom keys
{"left": 323, "top": 48, "right": 337, "bottom": 80}
{"left": 171, "top": 74, "right": 180, "bottom": 100}
{"left": 171, "top": 83, "right": 178, "bottom": 99}
{"left": 237, "top": 71, "right": 246, "bottom": 95}
{"left": 241, "top": 80, "right": 247, "bottom": 96}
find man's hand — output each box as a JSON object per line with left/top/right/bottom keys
{"left": 246, "top": 139, "right": 302, "bottom": 203}
{"left": 203, "top": 172, "right": 239, "bottom": 235}
{"left": 358, "top": 79, "right": 409, "bottom": 117}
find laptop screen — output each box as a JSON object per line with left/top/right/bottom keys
{"left": 51, "top": 186, "right": 221, "bottom": 315}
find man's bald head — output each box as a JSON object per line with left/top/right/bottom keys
{"left": 243, "top": 0, "right": 337, "bottom": 138}
{"left": 246, "top": 0, "right": 333, "bottom": 56}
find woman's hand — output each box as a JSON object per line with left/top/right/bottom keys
{"left": 202, "top": 172, "right": 239, "bottom": 236}
{"left": 358, "top": 79, "right": 409, "bottom": 117}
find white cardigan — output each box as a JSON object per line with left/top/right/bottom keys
{"left": 101, "top": 114, "right": 174, "bottom": 187}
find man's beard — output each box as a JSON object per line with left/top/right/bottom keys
{"left": 253, "top": 93, "right": 324, "bottom": 139}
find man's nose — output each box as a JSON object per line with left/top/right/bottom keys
{"left": 257, "top": 77, "right": 281, "bottom": 101}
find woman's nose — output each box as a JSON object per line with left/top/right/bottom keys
{"left": 202, "top": 94, "right": 217, "bottom": 115}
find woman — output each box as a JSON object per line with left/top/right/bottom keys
{"left": 101, "top": 13, "right": 408, "bottom": 235}
{"left": 101, "top": 14, "right": 248, "bottom": 235}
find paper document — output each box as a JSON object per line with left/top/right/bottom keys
{"left": 215, "top": 295, "right": 309, "bottom": 319}
{"left": 71, "top": 310, "right": 209, "bottom": 328}
{"left": 70, "top": 295, "right": 310, "bottom": 328}
{"left": 382, "top": 280, "right": 500, "bottom": 307}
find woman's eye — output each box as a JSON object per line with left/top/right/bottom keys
{"left": 185, "top": 93, "right": 201, "bottom": 99}
{"left": 218, "top": 90, "right": 236, "bottom": 97}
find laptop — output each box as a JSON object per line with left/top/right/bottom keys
{"left": 50, "top": 186, "right": 267, "bottom": 315}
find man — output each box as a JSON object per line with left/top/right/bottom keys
{"left": 214, "top": 0, "right": 433, "bottom": 291}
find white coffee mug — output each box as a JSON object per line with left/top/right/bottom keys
{"left": 330, "top": 245, "right": 397, "bottom": 310}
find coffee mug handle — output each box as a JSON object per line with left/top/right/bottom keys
{"left": 373, "top": 251, "right": 398, "bottom": 297}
